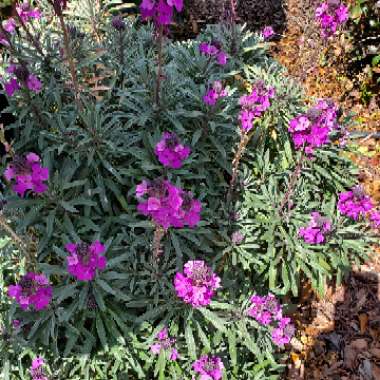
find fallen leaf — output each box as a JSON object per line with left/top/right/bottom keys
{"left": 359, "top": 313, "right": 369, "bottom": 334}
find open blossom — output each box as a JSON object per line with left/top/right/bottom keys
{"left": 8, "top": 273, "right": 53, "bottom": 311}
{"left": 136, "top": 179, "right": 201, "bottom": 229}
{"left": 271, "top": 317, "right": 295, "bottom": 346}
{"left": 203, "top": 81, "right": 228, "bottom": 106}
{"left": 338, "top": 186, "right": 373, "bottom": 220}
{"left": 65, "top": 241, "right": 107, "bottom": 281}
{"left": 262, "top": 25, "right": 275, "bottom": 39}
{"left": 2, "top": 64, "right": 42, "bottom": 97}
{"left": 239, "top": 81, "right": 275, "bottom": 132}
{"left": 199, "top": 42, "right": 228, "bottom": 66}
{"left": 4, "top": 153, "right": 49, "bottom": 197}
{"left": 30, "top": 357, "right": 49, "bottom": 380}
{"left": 299, "top": 212, "right": 332, "bottom": 244}
{"left": 192, "top": 355, "right": 224, "bottom": 380}
{"left": 154, "top": 132, "right": 191, "bottom": 169}
{"left": 369, "top": 210, "right": 380, "bottom": 229}
{"left": 248, "top": 294, "right": 282, "bottom": 325}
{"left": 140, "top": 0, "right": 183, "bottom": 26}
{"left": 111, "top": 15, "right": 126, "bottom": 31}
{"left": 231, "top": 230, "right": 244, "bottom": 245}
{"left": 315, "top": 1, "right": 349, "bottom": 38}
{"left": 16, "top": 2, "right": 42, "bottom": 22}
{"left": 150, "top": 327, "right": 178, "bottom": 360}
{"left": 174, "top": 260, "right": 220, "bottom": 307}
{"left": 288, "top": 99, "right": 340, "bottom": 155}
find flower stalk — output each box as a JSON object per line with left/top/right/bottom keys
{"left": 152, "top": 224, "right": 165, "bottom": 262}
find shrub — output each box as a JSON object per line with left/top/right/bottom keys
{"left": 0, "top": 0, "right": 377, "bottom": 378}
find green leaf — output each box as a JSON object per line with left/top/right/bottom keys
{"left": 185, "top": 323, "right": 197, "bottom": 359}
{"left": 198, "top": 308, "right": 227, "bottom": 333}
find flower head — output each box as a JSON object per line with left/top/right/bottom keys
{"left": 271, "top": 317, "right": 295, "bottom": 346}
{"left": 315, "top": 1, "right": 349, "bottom": 38}
{"left": 111, "top": 15, "right": 126, "bottom": 31}
{"left": 30, "top": 356, "right": 49, "bottom": 380}
{"left": 154, "top": 132, "right": 191, "bottom": 169}
{"left": 262, "top": 25, "right": 275, "bottom": 39}
{"left": 16, "top": 2, "right": 42, "bottom": 22}
{"left": 65, "top": 240, "right": 107, "bottom": 281}
{"left": 199, "top": 42, "right": 228, "bottom": 66}
{"left": 2, "top": 64, "right": 42, "bottom": 97}
{"left": 288, "top": 99, "right": 340, "bottom": 154}
{"left": 4, "top": 153, "right": 49, "bottom": 197}
{"left": 299, "top": 212, "right": 332, "bottom": 244}
{"left": 238, "top": 81, "right": 275, "bottom": 132}
{"left": 248, "top": 294, "right": 282, "bottom": 325}
{"left": 140, "top": 0, "right": 183, "bottom": 27}
{"left": 150, "top": 327, "right": 178, "bottom": 360}
{"left": 174, "top": 260, "right": 220, "bottom": 307}
{"left": 8, "top": 273, "right": 52, "bottom": 311}
{"left": 136, "top": 179, "right": 201, "bottom": 229}
{"left": 192, "top": 355, "right": 224, "bottom": 380}
{"left": 338, "top": 186, "right": 373, "bottom": 220}
{"left": 203, "top": 81, "right": 228, "bottom": 106}
{"left": 369, "top": 210, "right": 380, "bottom": 229}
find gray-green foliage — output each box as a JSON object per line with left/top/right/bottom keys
{"left": 0, "top": 1, "right": 373, "bottom": 378}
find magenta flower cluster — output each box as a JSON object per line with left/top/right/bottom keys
{"left": 65, "top": 241, "right": 107, "bottom": 281}
{"left": 248, "top": 293, "right": 295, "bottom": 346}
{"left": 238, "top": 81, "right": 275, "bottom": 132}
{"left": 154, "top": 132, "right": 191, "bottom": 169}
{"left": 288, "top": 99, "right": 340, "bottom": 155}
{"left": 30, "top": 357, "right": 49, "bottom": 380}
{"left": 8, "top": 273, "right": 53, "bottom": 311}
{"left": 2, "top": 64, "right": 42, "bottom": 97}
{"left": 150, "top": 327, "right": 178, "bottom": 360}
{"left": 338, "top": 185, "right": 374, "bottom": 221}
{"left": 4, "top": 152, "right": 49, "bottom": 197}
{"left": 203, "top": 80, "right": 228, "bottom": 106}
{"left": 140, "top": 0, "right": 183, "bottom": 26}
{"left": 192, "top": 355, "right": 224, "bottom": 380}
{"left": 0, "top": 4, "right": 41, "bottom": 46}
{"left": 370, "top": 210, "right": 380, "bottom": 229}
{"left": 262, "top": 26, "right": 275, "bottom": 40}
{"left": 199, "top": 42, "right": 228, "bottom": 66}
{"left": 298, "top": 212, "right": 332, "bottom": 244}
{"left": 315, "top": 1, "right": 349, "bottom": 38}
{"left": 174, "top": 260, "right": 221, "bottom": 307}
{"left": 136, "top": 179, "right": 201, "bottom": 229}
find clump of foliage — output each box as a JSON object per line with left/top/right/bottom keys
{"left": 0, "top": 0, "right": 378, "bottom": 379}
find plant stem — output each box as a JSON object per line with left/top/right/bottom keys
{"left": 154, "top": 24, "right": 164, "bottom": 108}
{"left": 57, "top": 12, "right": 82, "bottom": 111}
{"left": 152, "top": 224, "right": 165, "bottom": 262}
{"left": 278, "top": 150, "right": 305, "bottom": 216}
{"left": 229, "top": 0, "right": 238, "bottom": 55}
{"left": 227, "top": 131, "right": 250, "bottom": 204}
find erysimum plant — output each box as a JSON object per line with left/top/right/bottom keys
{"left": 0, "top": 0, "right": 377, "bottom": 379}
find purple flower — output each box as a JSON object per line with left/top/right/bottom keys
{"left": 136, "top": 179, "right": 201, "bottom": 229}
{"left": 192, "top": 355, "right": 224, "bottom": 380}
{"left": 26, "top": 74, "right": 42, "bottom": 93}
{"left": 16, "top": 2, "right": 42, "bottom": 23}
{"left": 174, "top": 260, "right": 221, "bottom": 308}
{"left": 238, "top": 81, "right": 275, "bottom": 132}
{"left": 3, "top": 18, "right": 16, "bottom": 33}
{"left": 154, "top": 132, "right": 191, "bottom": 169}
{"left": 262, "top": 26, "right": 275, "bottom": 39}
{"left": 199, "top": 42, "right": 228, "bottom": 66}
{"left": 4, "top": 153, "right": 49, "bottom": 197}
{"left": 271, "top": 317, "right": 295, "bottom": 346}
{"left": 231, "top": 230, "right": 244, "bottom": 245}
{"left": 140, "top": 0, "right": 183, "bottom": 27}
{"left": 111, "top": 15, "right": 126, "bottom": 31}
{"left": 338, "top": 186, "right": 373, "bottom": 220}
{"left": 65, "top": 241, "right": 107, "bottom": 281}
{"left": 203, "top": 81, "right": 228, "bottom": 106}
{"left": 248, "top": 294, "right": 282, "bottom": 325}
{"left": 315, "top": 1, "right": 349, "bottom": 38}
{"left": 8, "top": 273, "right": 53, "bottom": 311}
{"left": 4, "top": 78, "right": 21, "bottom": 97}
{"left": 12, "top": 319, "right": 21, "bottom": 329}
{"left": 369, "top": 210, "right": 380, "bottom": 229}
{"left": 30, "top": 356, "right": 49, "bottom": 380}
{"left": 150, "top": 327, "right": 178, "bottom": 360}
{"left": 298, "top": 212, "right": 332, "bottom": 244}
{"left": 288, "top": 99, "right": 340, "bottom": 154}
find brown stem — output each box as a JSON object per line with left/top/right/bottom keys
{"left": 229, "top": 0, "right": 238, "bottom": 55}
{"left": 227, "top": 131, "right": 250, "bottom": 204}
{"left": 278, "top": 150, "right": 305, "bottom": 215}
{"left": 57, "top": 12, "right": 82, "bottom": 111}
{"left": 152, "top": 224, "right": 165, "bottom": 262}
{"left": 14, "top": 12, "right": 45, "bottom": 57}
{"left": 154, "top": 24, "right": 164, "bottom": 108}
